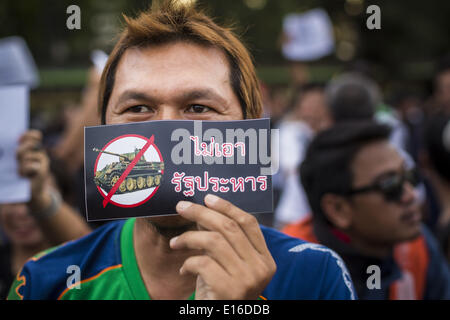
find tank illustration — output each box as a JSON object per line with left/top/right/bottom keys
{"left": 93, "top": 147, "right": 164, "bottom": 194}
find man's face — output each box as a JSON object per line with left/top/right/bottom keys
{"left": 436, "top": 70, "right": 450, "bottom": 109}
{"left": 104, "top": 41, "right": 244, "bottom": 230}
{"left": 293, "top": 89, "right": 332, "bottom": 133}
{"left": 346, "top": 141, "right": 422, "bottom": 246}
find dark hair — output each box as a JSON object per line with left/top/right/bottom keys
{"left": 331, "top": 84, "right": 373, "bottom": 121}
{"left": 325, "top": 73, "right": 380, "bottom": 122}
{"left": 424, "top": 113, "right": 450, "bottom": 183}
{"left": 300, "top": 121, "right": 391, "bottom": 223}
{"left": 99, "top": 0, "right": 262, "bottom": 124}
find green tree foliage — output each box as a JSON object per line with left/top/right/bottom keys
{"left": 1, "top": 0, "right": 449, "bottom": 85}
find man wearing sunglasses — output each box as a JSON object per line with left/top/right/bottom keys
{"left": 283, "top": 121, "right": 450, "bottom": 299}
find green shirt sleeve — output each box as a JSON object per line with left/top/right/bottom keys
{"left": 7, "top": 270, "right": 27, "bottom": 300}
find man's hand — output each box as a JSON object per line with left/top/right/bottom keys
{"left": 170, "top": 194, "right": 277, "bottom": 300}
{"left": 16, "top": 130, "right": 52, "bottom": 210}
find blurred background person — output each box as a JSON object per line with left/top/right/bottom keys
{"left": 274, "top": 83, "right": 332, "bottom": 228}
{"left": 422, "top": 113, "right": 450, "bottom": 263}
{"left": 0, "top": 203, "right": 51, "bottom": 299}
{"left": 283, "top": 121, "right": 450, "bottom": 299}
{"left": 292, "top": 83, "right": 333, "bottom": 133}
{"left": 0, "top": 130, "right": 91, "bottom": 299}
{"left": 52, "top": 66, "right": 102, "bottom": 175}
{"left": 425, "top": 55, "right": 450, "bottom": 115}
{"left": 388, "top": 88, "right": 425, "bottom": 163}
{"left": 50, "top": 65, "right": 105, "bottom": 227}
{"left": 326, "top": 71, "right": 410, "bottom": 154}
{"left": 15, "top": 130, "right": 91, "bottom": 242}
{"left": 325, "top": 72, "right": 378, "bottom": 122}
{"left": 274, "top": 71, "right": 415, "bottom": 229}
{"left": 272, "top": 7, "right": 335, "bottom": 228}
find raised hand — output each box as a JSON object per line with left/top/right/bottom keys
{"left": 170, "top": 194, "right": 276, "bottom": 300}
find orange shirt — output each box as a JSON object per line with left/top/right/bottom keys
{"left": 282, "top": 216, "right": 429, "bottom": 300}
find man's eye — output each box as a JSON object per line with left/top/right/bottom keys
{"left": 187, "top": 105, "right": 211, "bottom": 113}
{"left": 128, "top": 105, "right": 151, "bottom": 113}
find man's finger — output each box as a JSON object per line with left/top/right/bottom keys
{"left": 181, "top": 256, "right": 262, "bottom": 300}
{"left": 170, "top": 230, "right": 243, "bottom": 276}
{"left": 18, "top": 130, "right": 42, "bottom": 144}
{"left": 203, "top": 194, "right": 271, "bottom": 256}
{"left": 179, "top": 255, "right": 230, "bottom": 297}
{"left": 175, "top": 201, "right": 259, "bottom": 261}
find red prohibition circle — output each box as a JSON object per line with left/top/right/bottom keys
{"left": 93, "top": 134, "right": 164, "bottom": 208}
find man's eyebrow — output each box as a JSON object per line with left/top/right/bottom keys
{"left": 116, "top": 90, "right": 159, "bottom": 106}
{"left": 180, "top": 88, "right": 228, "bottom": 105}
{"left": 115, "top": 88, "right": 229, "bottom": 107}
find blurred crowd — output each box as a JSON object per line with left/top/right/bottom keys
{"left": 270, "top": 57, "right": 450, "bottom": 240}
{"left": 1, "top": 29, "right": 450, "bottom": 301}
{"left": 266, "top": 54, "right": 450, "bottom": 298}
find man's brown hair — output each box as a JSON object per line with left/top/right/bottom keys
{"left": 98, "top": 0, "right": 262, "bottom": 124}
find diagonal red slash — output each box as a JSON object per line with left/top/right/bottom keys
{"left": 102, "top": 135, "right": 154, "bottom": 208}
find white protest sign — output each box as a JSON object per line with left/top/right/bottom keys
{"left": 91, "top": 49, "right": 108, "bottom": 75}
{"left": 0, "top": 37, "right": 39, "bottom": 88}
{"left": 282, "top": 8, "right": 335, "bottom": 61}
{"left": 0, "top": 85, "right": 31, "bottom": 203}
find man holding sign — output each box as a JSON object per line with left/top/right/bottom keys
{"left": 9, "top": 1, "right": 355, "bottom": 300}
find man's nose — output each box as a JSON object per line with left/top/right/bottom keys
{"left": 400, "top": 180, "right": 418, "bottom": 205}
{"left": 153, "top": 105, "right": 183, "bottom": 120}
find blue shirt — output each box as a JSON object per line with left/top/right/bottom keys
{"left": 8, "top": 218, "right": 356, "bottom": 300}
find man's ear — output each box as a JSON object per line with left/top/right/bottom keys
{"left": 320, "top": 193, "right": 353, "bottom": 230}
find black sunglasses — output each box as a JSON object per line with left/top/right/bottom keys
{"left": 347, "top": 169, "right": 420, "bottom": 202}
